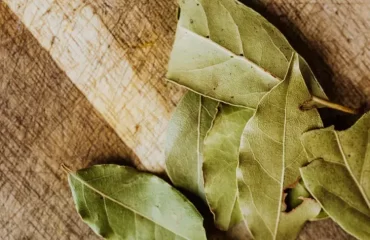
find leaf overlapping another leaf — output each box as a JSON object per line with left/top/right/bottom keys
{"left": 285, "top": 180, "right": 329, "bottom": 220}
{"left": 166, "top": 91, "right": 219, "bottom": 200}
{"left": 285, "top": 180, "right": 311, "bottom": 210}
{"left": 277, "top": 198, "right": 321, "bottom": 239}
{"left": 301, "top": 113, "right": 370, "bottom": 239}
{"left": 67, "top": 165, "right": 207, "bottom": 240}
{"left": 63, "top": 0, "right": 368, "bottom": 238}
{"left": 238, "top": 53, "right": 323, "bottom": 240}
{"left": 203, "top": 104, "right": 254, "bottom": 230}
{"left": 167, "top": 0, "right": 326, "bottom": 108}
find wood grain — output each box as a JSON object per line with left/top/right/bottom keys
{"left": 252, "top": 0, "right": 370, "bottom": 108}
{"left": 1, "top": 0, "right": 369, "bottom": 239}
{"left": 3, "top": 0, "right": 184, "bottom": 172}
{"left": 0, "top": 4, "right": 127, "bottom": 239}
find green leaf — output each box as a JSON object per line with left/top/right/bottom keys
{"left": 277, "top": 198, "right": 321, "bottom": 240}
{"left": 313, "top": 210, "right": 329, "bottom": 221}
{"left": 286, "top": 180, "right": 311, "bottom": 210}
{"left": 165, "top": 91, "right": 219, "bottom": 200}
{"left": 238, "top": 53, "right": 323, "bottom": 240}
{"left": 300, "top": 112, "right": 370, "bottom": 239}
{"left": 285, "top": 180, "right": 328, "bottom": 221}
{"left": 203, "top": 104, "right": 254, "bottom": 230}
{"left": 167, "top": 0, "right": 326, "bottom": 108}
{"left": 67, "top": 164, "right": 207, "bottom": 240}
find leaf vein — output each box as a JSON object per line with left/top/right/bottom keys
{"left": 246, "top": 137, "right": 281, "bottom": 183}
{"left": 179, "top": 26, "right": 281, "bottom": 82}
{"left": 71, "top": 174, "right": 191, "bottom": 240}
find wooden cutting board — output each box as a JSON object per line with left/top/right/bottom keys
{"left": 1, "top": 0, "right": 369, "bottom": 239}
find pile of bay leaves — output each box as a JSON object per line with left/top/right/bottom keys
{"left": 65, "top": 0, "right": 370, "bottom": 239}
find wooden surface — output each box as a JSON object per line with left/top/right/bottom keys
{"left": 0, "top": 0, "right": 369, "bottom": 239}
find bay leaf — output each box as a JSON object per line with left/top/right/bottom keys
{"left": 313, "top": 210, "right": 329, "bottom": 221}
{"left": 167, "top": 0, "right": 326, "bottom": 108}
{"left": 203, "top": 104, "right": 254, "bottom": 230}
{"left": 165, "top": 91, "right": 219, "bottom": 200}
{"left": 285, "top": 180, "right": 311, "bottom": 210}
{"left": 277, "top": 198, "right": 321, "bottom": 240}
{"left": 300, "top": 112, "right": 370, "bottom": 239}
{"left": 285, "top": 180, "right": 328, "bottom": 220}
{"left": 67, "top": 164, "right": 207, "bottom": 240}
{"left": 238, "top": 53, "right": 323, "bottom": 240}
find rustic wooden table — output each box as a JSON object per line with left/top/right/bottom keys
{"left": 1, "top": 0, "right": 369, "bottom": 239}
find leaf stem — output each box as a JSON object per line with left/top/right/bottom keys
{"left": 301, "top": 96, "right": 359, "bottom": 115}
{"left": 61, "top": 163, "right": 73, "bottom": 174}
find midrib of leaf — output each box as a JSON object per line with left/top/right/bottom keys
{"left": 70, "top": 173, "right": 189, "bottom": 240}
{"left": 166, "top": 77, "right": 269, "bottom": 110}
{"left": 335, "top": 132, "right": 370, "bottom": 210}
{"left": 196, "top": 96, "right": 203, "bottom": 196}
{"left": 273, "top": 78, "right": 290, "bottom": 240}
{"left": 178, "top": 26, "right": 281, "bottom": 82}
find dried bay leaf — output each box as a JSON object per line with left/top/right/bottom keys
{"left": 285, "top": 180, "right": 311, "bottom": 210}
{"left": 277, "top": 198, "right": 321, "bottom": 239}
{"left": 238, "top": 53, "right": 323, "bottom": 240}
{"left": 166, "top": 91, "right": 219, "bottom": 200}
{"left": 167, "top": 0, "right": 326, "bottom": 108}
{"left": 203, "top": 104, "right": 254, "bottom": 230}
{"left": 67, "top": 164, "right": 207, "bottom": 240}
{"left": 300, "top": 112, "right": 370, "bottom": 239}
{"left": 285, "top": 180, "right": 328, "bottom": 221}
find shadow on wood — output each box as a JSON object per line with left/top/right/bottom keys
{"left": 239, "top": 0, "right": 366, "bottom": 130}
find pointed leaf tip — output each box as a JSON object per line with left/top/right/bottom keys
{"left": 301, "top": 112, "right": 370, "bottom": 239}
{"left": 68, "top": 164, "right": 207, "bottom": 240}
{"left": 238, "top": 54, "right": 324, "bottom": 240}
